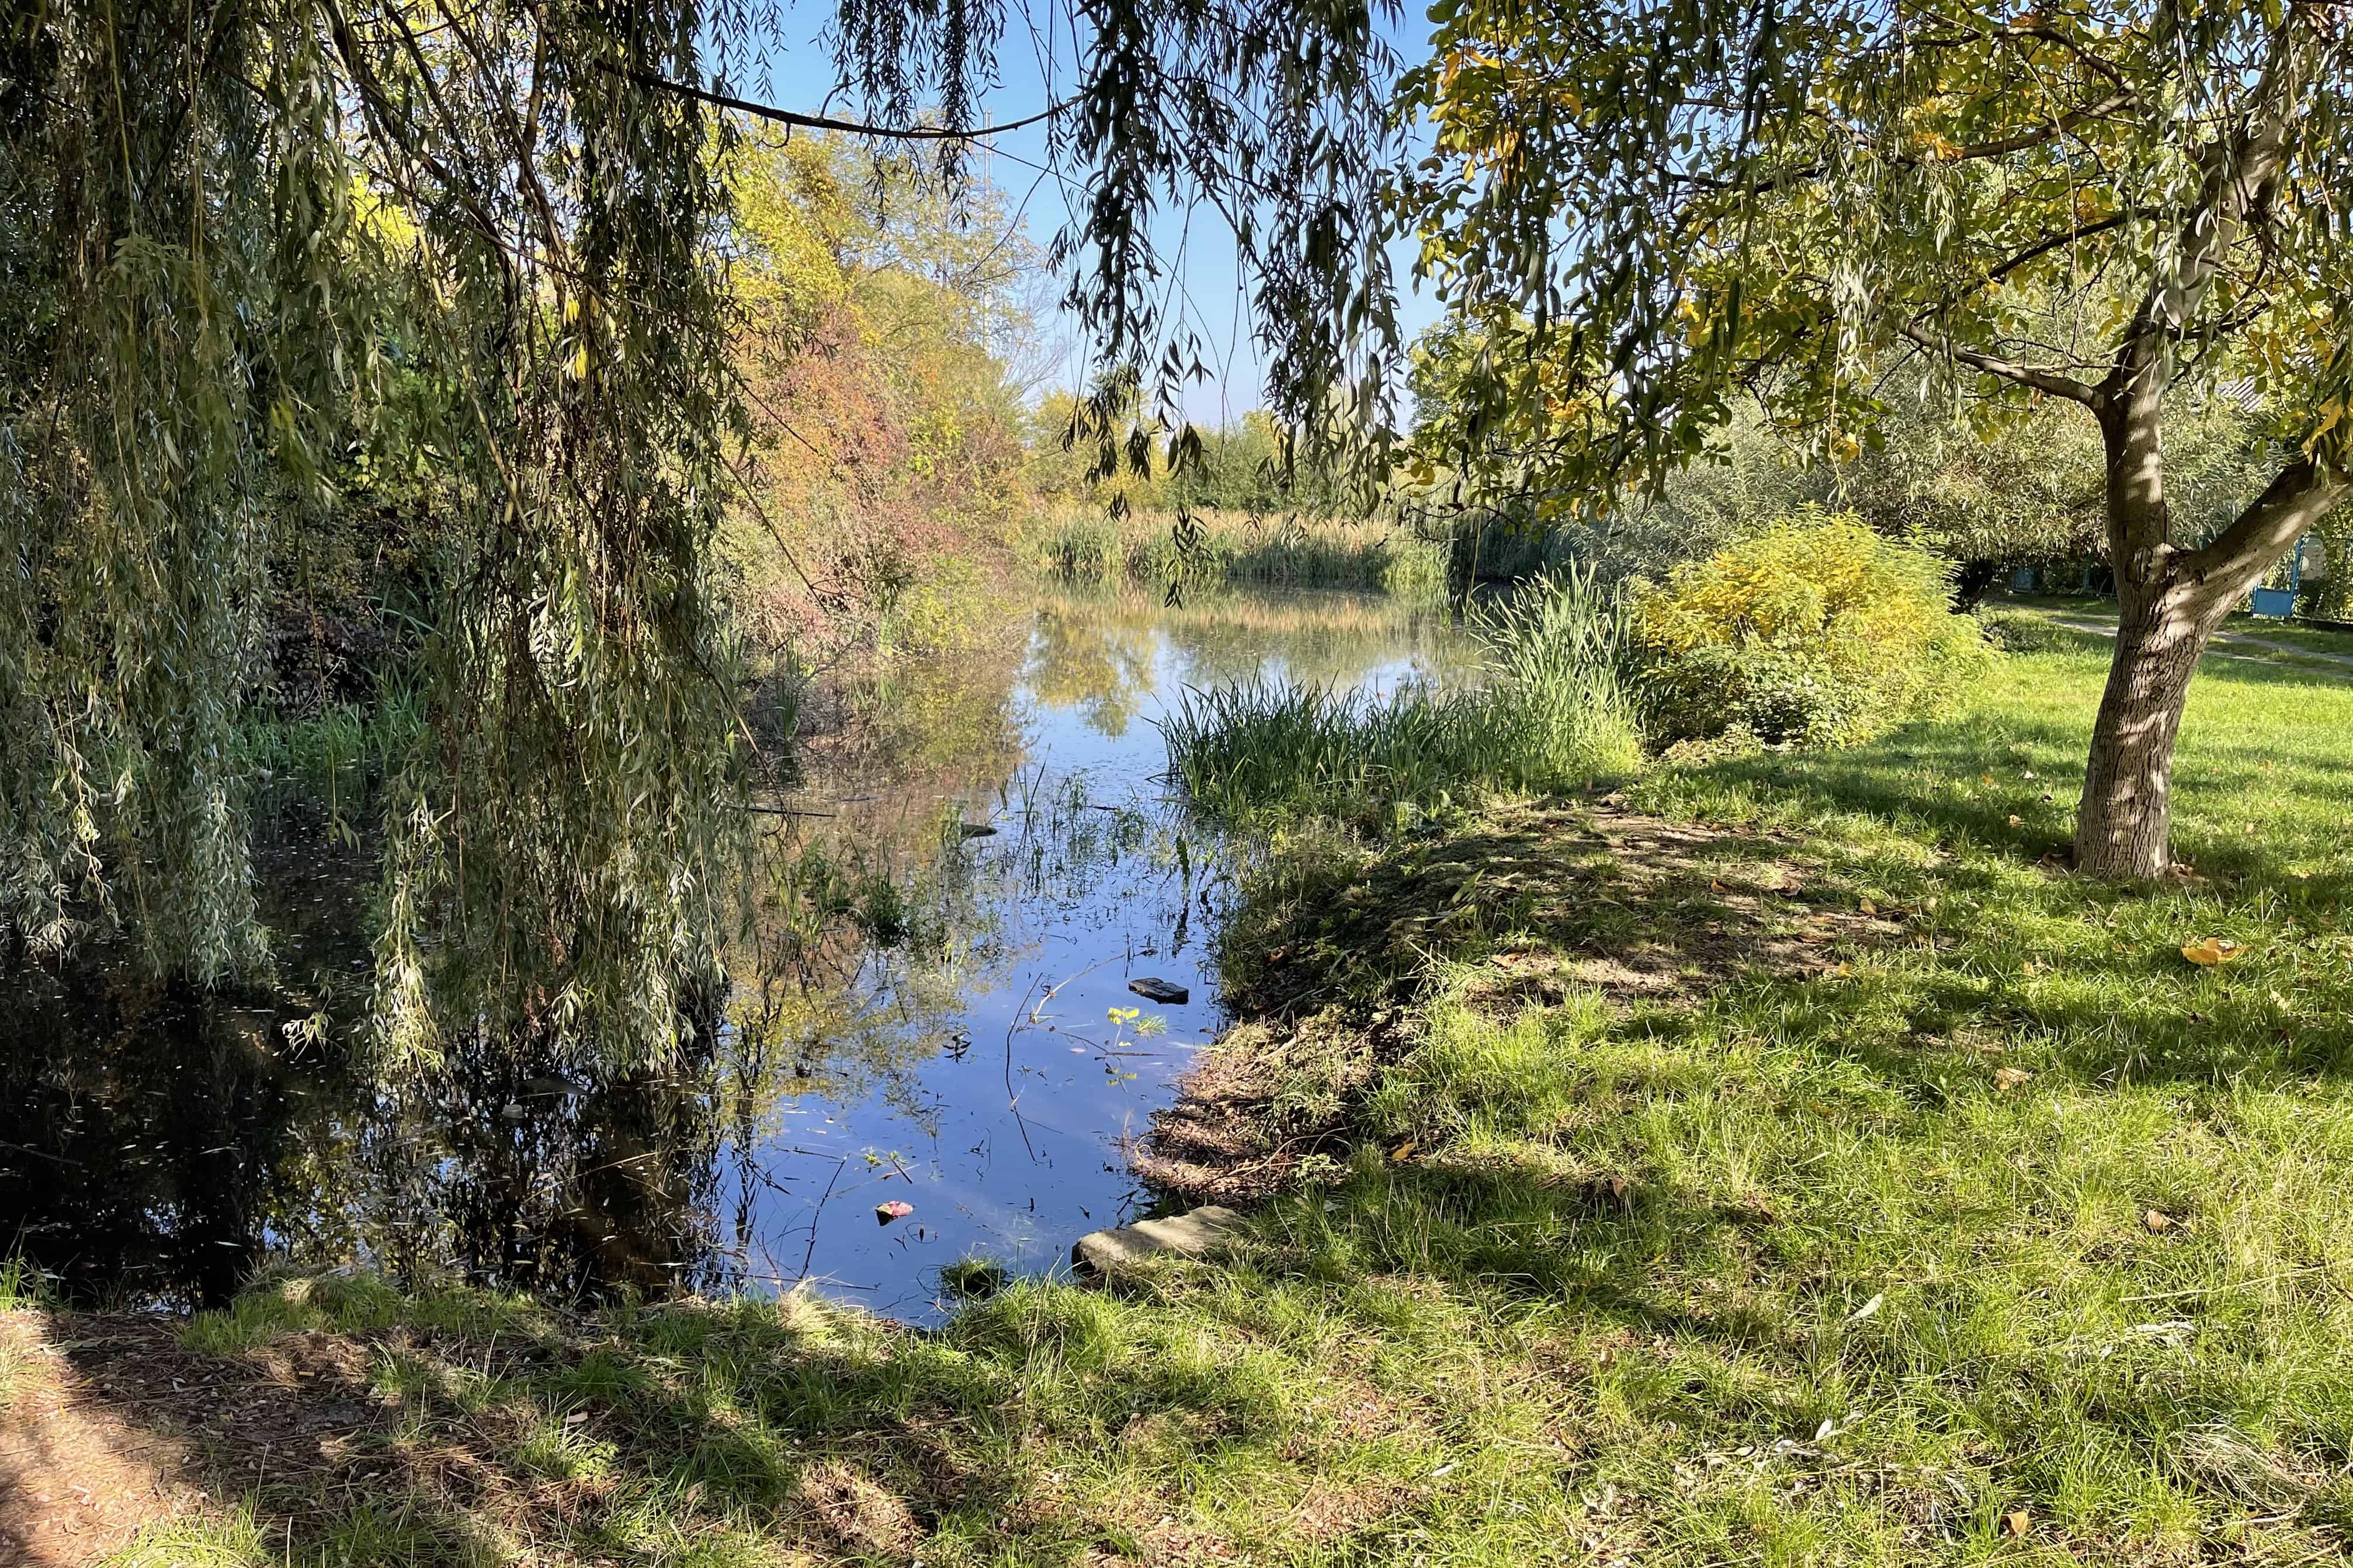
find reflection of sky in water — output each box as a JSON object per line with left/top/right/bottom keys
{"left": 0, "top": 587, "right": 1472, "bottom": 1324}
{"left": 737, "top": 589, "right": 1470, "bottom": 1320}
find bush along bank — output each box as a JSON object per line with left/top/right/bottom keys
{"left": 1629, "top": 508, "right": 1991, "bottom": 754}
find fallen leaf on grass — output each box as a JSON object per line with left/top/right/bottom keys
{"left": 1859, "top": 898, "right": 1877, "bottom": 915}
{"left": 2001, "top": 1508, "right": 2032, "bottom": 1538}
{"left": 1389, "top": 1141, "right": 1417, "bottom": 1163}
{"left": 2180, "top": 937, "right": 2248, "bottom": 966}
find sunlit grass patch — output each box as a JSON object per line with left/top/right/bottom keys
{"left": 98, "top": 1508, "right": 277, "bottom": 1568}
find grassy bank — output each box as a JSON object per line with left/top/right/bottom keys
{"left": 1024, "top": 505, "right": 1450, "bottom": 600}
{"left": 22, "top": 639, "right": 2353, "bottom": 1566}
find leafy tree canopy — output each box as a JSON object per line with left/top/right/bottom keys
{"left": 1401, "top": 1, "right": 2349, "bottom": 499}
{"left": 1397, "top": 0, "right": 2352, "bottom": 875}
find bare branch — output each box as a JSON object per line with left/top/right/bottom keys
{"left": 1897, "top": 320, "right": 2101, "bottom": 405}
{"left": 1986, "top": 211, "right": 2137, "bottom": 282}
{"left": 593, "top": 59, "right": 1072, "bottom": 142}
{"left": 1953, "top": 89, "right": 2138, "bottom": 159}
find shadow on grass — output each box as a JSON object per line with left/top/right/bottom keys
{"left": 16, "top": 1274, "right": 1292, "bottom": 1564}
{"left": 1656, "top": 653, "right": 2353, "bottom": 897}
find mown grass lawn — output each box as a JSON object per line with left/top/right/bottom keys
{"left": 54, "top": 641, "right": 2353, "bottom": 1566}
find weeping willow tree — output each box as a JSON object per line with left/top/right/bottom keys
{"left": 0, "top": 0, "right": 1401, "bottom": 1062}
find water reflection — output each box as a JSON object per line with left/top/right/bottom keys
{"left": 0, "top": 586, "right": 1471, "bottom": 1321}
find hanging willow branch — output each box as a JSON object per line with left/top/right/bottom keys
{"left": 0, "top": 0, "right": 1403, "bottom": 1064}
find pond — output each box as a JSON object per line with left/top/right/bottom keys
{"left": 0, "top": 586, "right": 1472, "bottom": 1323}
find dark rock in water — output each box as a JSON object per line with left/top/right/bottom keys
{"left": 960, "top": 823, "right": 998, "bottom": 838}
{"left": 1128, "top": 976, "right": 1188, "bottom": 1005}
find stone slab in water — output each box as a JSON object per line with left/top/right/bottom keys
{"left": 1073, "top": 1204, "right": 1248, "bottom": 1274}
{"left": 1127, "top": 976, "right": 1189, "bottom": 1004}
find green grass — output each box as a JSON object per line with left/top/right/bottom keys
{"left": 102, "top": 1510, "right": 280, "bottom": 1568}
{"left": 1026, "top": 504, "right": 1451, "bottom": 599}
{"left": 2212, "top": 612, "right": 2353, "bottom": 651}
{"left": 1987, "top": 597, "right": 2353, "bottom": 680}
{"left": 80, "top": 638, "right": 2353, "bottom": 1566}
{"left": 1163, "top": 569, "right": 1645, "bottom": 828}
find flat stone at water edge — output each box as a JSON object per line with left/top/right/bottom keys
{"left": 1073, "top": 1205, "right": 1250, "bottom": 1275}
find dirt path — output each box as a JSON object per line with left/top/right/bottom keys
{"left": 0, "top": 1313, "right": 201, "bottom": 1564}
{"left": 2043, "top": 612, "right": 2353, "bottom": 675}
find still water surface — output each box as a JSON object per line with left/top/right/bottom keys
{"left": 0, "top": 587, "right": 1469, "bottom": 1322}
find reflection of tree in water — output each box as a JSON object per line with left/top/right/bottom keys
{"left": 0, "top": 955, "right": 740, "bottom": 1305}
{"left": 1026, "top": 606, "right": 1160, "bottom": 735}
{"left": 359, "top": 1016, "right": 733, "bottom": 1300}
{"left": 796, "top": 612, "right": 1030, "bottom": 791}
{"left": 1036, "top": 585, "right": 1475, "bottom": 701}
{"left": 0, "top": 966, "right": 358, "bottom": 1308}
{"left": 725, "top": 769, "right": 1173, "bottom": 1147}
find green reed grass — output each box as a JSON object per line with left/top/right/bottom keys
{"left": 1162, "top": 567, "right": 1644, "bottom": 827}
{"left": 1029, "top": 505, "right": 1449, "bottom": 600}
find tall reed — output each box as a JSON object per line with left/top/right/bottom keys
{"left": 1162, "top": 567, "right": 1643, "bottom": 827}
{"left": 1027, "top": 506, "right": 1449, "bottom": 601}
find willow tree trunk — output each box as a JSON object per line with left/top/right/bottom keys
{"left": 2069, "top": 426, "right": 2344, "bottom": 879}
{"left": 2071, "top": 576, "right": 2219, "bottom": 879}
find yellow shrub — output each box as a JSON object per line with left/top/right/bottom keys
{"left": 1632, "top": 510, "right": 1989, "bottom": 746}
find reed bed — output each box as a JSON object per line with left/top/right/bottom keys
{"left": 1027, "top": 506, "right": 1450, "bottom": 600}
{"left": 1161, "top": 568, "right": 1643, "bottom": 826}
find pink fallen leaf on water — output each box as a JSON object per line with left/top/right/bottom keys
{"left": 875, "top": 1200, "right": 914, "bottom": 1225}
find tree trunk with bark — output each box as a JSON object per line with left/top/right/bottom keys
{"left": 2069, "top": 431, "right": 2344, "bottom": 879}
{"left": 2057, "top": 23, "right": 2348, "bottom": 879}
{"left": 2071, "top": 576, "right": 2220, "bottom": 879}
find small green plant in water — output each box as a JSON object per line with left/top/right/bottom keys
{"left": 939, "top": 1257, "right": 1010, "bottom": 1299}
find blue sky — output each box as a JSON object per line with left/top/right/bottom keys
{"left": 723, "top": 4, "right": 1443, "bottom": 426}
